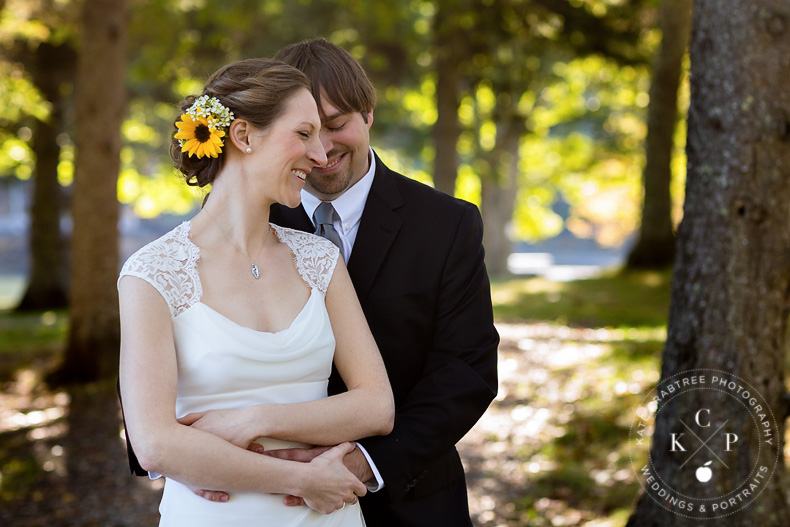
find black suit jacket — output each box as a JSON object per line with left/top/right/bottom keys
{"left": 271, "top": 152, "right": 499, "bottom": 526}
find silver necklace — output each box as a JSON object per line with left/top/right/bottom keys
{"left": 203, "top": 208, "right": 269, "bottom": 279}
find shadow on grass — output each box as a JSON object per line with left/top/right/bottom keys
{"left": 492, "top": 269, "right": 672, "bottom": 329}
{"left": 0, "top": 310, "right": 67, "bottom": 384}
{"left": 0, "top": 309, "right": 69, "bottom": 506}
{"left": 0, "top": 374, "right": 163, "bottom": 526}
{"left": 0, "top": 429, "right": 40, "bottom": 501}
{"left": 509, "top": 401, "right": 646, "bottom": 526}
{"left": 473, "top": 274, "right": 669, "bottom": 526}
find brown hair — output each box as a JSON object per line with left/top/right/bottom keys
{"left": 273, "top": 38, "right": 376, "bottom": 122}
{"left": 171, "top": 58, "right": 310, "bottom": 187}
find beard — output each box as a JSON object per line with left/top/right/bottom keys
{"left": 306, "top": 150, "right": 356, "bottom": 197}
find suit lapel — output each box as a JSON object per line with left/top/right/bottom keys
{"left": 347, "top": 154, "right": 403, "bottom": 302}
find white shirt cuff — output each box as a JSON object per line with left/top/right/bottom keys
{"left": 355, "top": 442, "right": 384, "bottom": 492}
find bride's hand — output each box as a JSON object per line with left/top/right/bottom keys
{"left": 178, "top": 408, "right": 257, "bottom": 449}
{"left": 300, "top": 442, "right": 367, "bottom": 514}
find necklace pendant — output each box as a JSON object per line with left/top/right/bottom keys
{"left": 251, "top": 264, "right": 260, "bottom": 279}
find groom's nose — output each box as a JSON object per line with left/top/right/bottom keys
{"left": 319, "top": 130, "right": 333, "bottom": 156}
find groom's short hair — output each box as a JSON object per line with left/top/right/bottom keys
{"left": 274, "top": 38, "right": 376, "bottom": 122}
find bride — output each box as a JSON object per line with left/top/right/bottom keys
{"left": 118, "top": 58, "right": 394, "bottom": 526}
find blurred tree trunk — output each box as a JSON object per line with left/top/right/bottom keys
{"left": 626, "top": 0, "right": 692, "bottom": 269}
{"left": 481, "top": 117, "right": 524, "bottom": 278}
{"left": 432, "top": 0, "right": 462, "bottom": 196}
{"left": 16, "top": 42, "right": 76, "bottom": 312}
{"left": 53, "top": 0, "right": 127, "bottom": 384}
{"left": 626, "top": 0, "right": 790, "bottom": 525}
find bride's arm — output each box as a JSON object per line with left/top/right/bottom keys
{"left": 257, "top": 260, "right": 394, "bottom": 443}
{"left": 118, "top": 275, "right": 366, "bottom": 512}
{"left": 180, "top": 260, "right": 395, "bottom": 447}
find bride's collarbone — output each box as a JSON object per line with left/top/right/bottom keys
{"left": 194, "top": 238, "right": 310, "bottom": 324}
{"left": 200, "top": 265, "right": 308, "bottom": 304}
{"left": 198, "top": 241, "right": 298, "bottom": 285}
{"left": 198, "top": 259, "right": 311, "bottom": 333}
{"left": 199, "top": 281, "right": 311, "bottom": 334}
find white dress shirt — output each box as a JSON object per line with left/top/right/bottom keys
{"left": 301, "top": 147, "right": 385, "bottom": 491}
{"left": 300, "top": 147, "right": 376, "bottom": 265}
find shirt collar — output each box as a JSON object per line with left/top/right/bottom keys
{"left": 301, "top": 146, "right": 376, "bottom": 227}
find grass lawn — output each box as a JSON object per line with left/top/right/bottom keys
{"left": 492, "top": 268, "right": 673, "bottom": 329}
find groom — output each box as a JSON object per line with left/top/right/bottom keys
{"left": 267, "top": 39, "right": 499, "bottom": 526}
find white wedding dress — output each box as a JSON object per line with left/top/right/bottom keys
{"left": 119, "top": 221, "right": 365, "bottom": 527}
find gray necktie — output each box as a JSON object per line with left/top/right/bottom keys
{"left": 313, "top": 201, "right": 345, "bottom": 259}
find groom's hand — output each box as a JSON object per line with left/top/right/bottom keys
{"left": 188, "top": 487, "right": 229, "bottom": 503}
{"left": 262, "top": 445, "right": 373, "bottom": 507}
{"left": 342, "top": 447, "right": 375, "bottom": 485}
{"left": 263, "top": 445, "right": 332, "bottom": 462}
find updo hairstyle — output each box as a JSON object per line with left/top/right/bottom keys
{"left": 171, "top": 59, "right": 310, "bottom": 187}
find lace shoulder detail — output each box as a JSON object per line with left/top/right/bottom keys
{"left": 271, "top": 224, "right": 339, "bottom": 296}
{"left": 118, "top": 221, "right": 202, "bottom": 317}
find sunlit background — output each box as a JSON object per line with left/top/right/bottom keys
{"left": 0, "top": 0, "right": 706, "bottom": 526}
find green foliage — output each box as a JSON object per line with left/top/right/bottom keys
{"left": 0, "top": 63, "right": 49, "bottom": 124}
{"left": 511, "top": 55, "right": 656, "bottom": 246}
{"left": 0, "top": 0, "right": 77, "bottom": 185}
{"left": 670, "top": 54, "right": 690, "bottom": 227}
{"left": 0, "top": 63, "right": 48, "bottom": 180}
{"left": 117, "top": 0, "right": 428, "bottom": 216}
{"left": 0, "top": 0, "right": 78, "bottom": 46}
{"left": 419, "top": 0, "right": 675, "bottom": 248}
{"left": 117, "top": 99, "right": 204, "bottom": 216}
{"left": 0, "top": 0, "right": 685, "bottom": 246}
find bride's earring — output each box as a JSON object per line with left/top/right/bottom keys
{"left": 245, "top": 147, "right": 252, "bottom": 154}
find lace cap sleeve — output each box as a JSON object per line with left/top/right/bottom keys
{"left": 271, "top": 224, "right": 339, "bottom": 296}
{"left": 118, "top": 222, "right": 202, "bottom": 318}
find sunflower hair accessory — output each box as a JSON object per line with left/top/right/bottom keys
{"left": 175, "top": 95, "right": 235, "bottom": 159}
